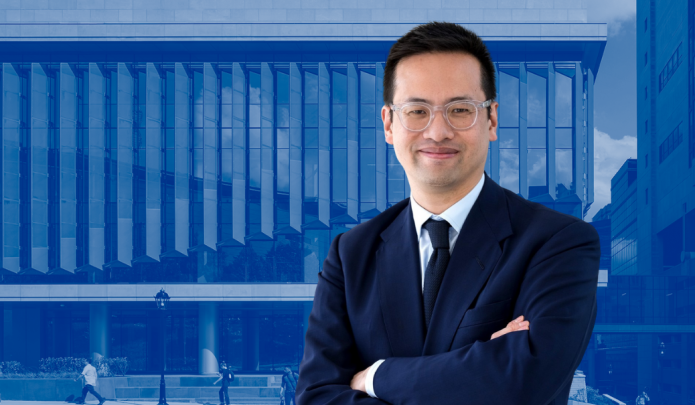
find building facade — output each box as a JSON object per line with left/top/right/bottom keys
{"left": 579, "top": 1, "right": 695, "bottom": 403}
{"left": 0, "top": 1, "right": 604, "bottom": 380}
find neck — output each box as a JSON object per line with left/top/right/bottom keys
{"left": 410, "top": 170, "right": 482, "bottom": 215}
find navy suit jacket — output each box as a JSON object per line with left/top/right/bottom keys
{"left": 296, "top": 172, "right": 601, "bottom": 405}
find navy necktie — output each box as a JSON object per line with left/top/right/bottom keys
{"left": 422, "top": 217, "right": 452, "bottom": 330}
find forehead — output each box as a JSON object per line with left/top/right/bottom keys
{"left": 393, "top": 52, "right": 485, "bottom": 102}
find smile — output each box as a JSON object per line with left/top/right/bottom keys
{"left": 419, "top": 150, "right": 458, "bottom": 159}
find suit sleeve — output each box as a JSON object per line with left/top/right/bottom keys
{"left": 295, "top": 232, "right": 389, "bottom": 405}
{"left": 372, "top": 220, "right": 601, "bottom": 405}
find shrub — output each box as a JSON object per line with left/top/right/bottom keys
{"left": 40, "top": 357, "right": 85, "bottom": 374}
{"left": 586, "top": 385, "right": 618, "bottom": 405}
{"left": 108, "top": 358, "right": 129, "bottom": 377}
{"left": 0, "top": 361, "right": 23, "bottom": 375}
{"left": 0, "top": 357, "right": 129, "bottom": 378}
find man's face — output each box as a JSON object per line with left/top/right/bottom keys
{"left": 382, "top": 52, "right": 498, "bottom": 192}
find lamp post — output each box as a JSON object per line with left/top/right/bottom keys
{"left": 154, "top": 288, "right": 170, "bottom": 405}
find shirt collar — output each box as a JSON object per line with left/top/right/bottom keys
{"left": 410, "top": 171, "right": 486, "bottom": 239}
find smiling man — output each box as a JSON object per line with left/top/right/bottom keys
{"left": 295, "top": 22, "right": 601, "bottom": 405}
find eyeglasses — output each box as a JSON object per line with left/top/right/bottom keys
{"left": 390, "top": 99, "right": 492, "bottom": 132}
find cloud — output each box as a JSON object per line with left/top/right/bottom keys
{"left": 586, "top": 0, "right": 637, "bottom": 35}
{"left": 586, "top": 128, "right": 637, "bottom": 222}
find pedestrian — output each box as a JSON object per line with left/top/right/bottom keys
{"left": 635, "top": 386, "right": 650, "bottom": 405}
{"left": 213, "top": 361, "right": 234, "bottom": 405}
{"left": 73, "top": 358, "right": 106, "bottom": 405}
{"left": 280, "top": 366, "right": 298, "bottom": 405}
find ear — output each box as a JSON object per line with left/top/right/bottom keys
{"left": 487, "top": 101, "right": 499, "bottom": 142}
{"left": 382, "top": 105, "right": 394, "bottom": 145}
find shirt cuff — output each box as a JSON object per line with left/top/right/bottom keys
{"left": 365, "top": 359, "right": 385, "bottom": 398}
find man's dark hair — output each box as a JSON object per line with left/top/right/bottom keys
{"left": 383, "top": 21, "right": 496, "bottom": 119}
{"left": 86, "top": 358, "right": 92, "bottom": 364}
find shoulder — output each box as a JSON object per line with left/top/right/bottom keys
{"left": 502, "top": 188, "right": 597, "bottom": 240}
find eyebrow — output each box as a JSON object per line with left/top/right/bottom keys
{"left": 403, "top": 95, "right": 477, "bottom": 103}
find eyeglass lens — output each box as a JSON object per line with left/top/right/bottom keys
{"left": 399, "top": 102, "right": 478, "bottom": 131}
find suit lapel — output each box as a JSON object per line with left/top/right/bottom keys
{"left": 377, "top": 200, "right": 427, "bottom": 357}
{"left": 421, "top": 173, "right": 514, "bottom": 355}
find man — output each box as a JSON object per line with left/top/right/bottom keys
{"left": 281, "top": 366, "right": 299, "bottom": 405}
{"left": 74, "top": 358, "right": 106, "bottom": 405}
{"left": 213, "top": 360, "right": 234, "bottom": 405}
{"left": 296, "top": 21, "right": 600, "bottom": 405}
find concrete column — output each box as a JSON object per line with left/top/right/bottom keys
{"left": 198, "top": 302, "right": 219, "bottom": 375}
{"left": 585, "top": 335, "right": 596, "bottom": 389}
{"left": 243, "top": 310, "right": 259, "bottom": 371}
{"left": 637, "top": 333, "right": 654, "bottom": 397}
{"left": 302, "top": 302, "right": 312, "bottom": 352}
{"left": 89, "top": 302, "right": 109, "bottom": 361}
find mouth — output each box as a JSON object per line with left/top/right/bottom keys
{"left": 419, "top": 148, "right": 458, "bottom": 160}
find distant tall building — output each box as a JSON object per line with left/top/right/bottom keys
{"left": 590, "top": 202, "right": 612, "bottom": 273}
{"left": 611, "top": 159, "right": 637, "bottom": 275}
{"left": 637, "top": 0, "right": 695, "bottom": 276}
{"left": 583, "top": 1, "right": 695, "bottom": 403}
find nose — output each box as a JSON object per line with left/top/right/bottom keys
{"left": 423, "top": 108, "right": 455, "bottom": 142}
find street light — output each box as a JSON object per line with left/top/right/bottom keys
{"left": 154, "top": 288, "right": 170, "bottom": 405}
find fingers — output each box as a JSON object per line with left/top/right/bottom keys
{"left": 490, "top": 315, "right": 530, "bottom": 340}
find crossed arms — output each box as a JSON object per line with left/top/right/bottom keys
{"left": 296, "top": 220, "right": 600, "bottom": 405}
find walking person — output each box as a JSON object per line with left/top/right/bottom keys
{"left": 213, "top": 361, "right": 234, "bottom": 405}
{"left": 73, "top": 358, "right": 106, "bottom": 405}
{"left": 280, "top": 367, "right": 299, "bottom": 405}
{"left": 635, "top": 386, "right": 650, "bottom": 405}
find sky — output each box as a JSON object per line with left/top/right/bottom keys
{"left": 585, "top": 0, "right": 638, "bottom": 221}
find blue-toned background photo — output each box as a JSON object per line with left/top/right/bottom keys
{"left": 0, "top": 1, "right": 691, "bottom": 404}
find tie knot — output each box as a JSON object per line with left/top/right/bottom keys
{"left": 423, "top": 218, "right": 451, "bottom": 250}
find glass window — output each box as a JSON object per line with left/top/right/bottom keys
{"left": 556, "top": 149, "right": 573, "bottom": 193}
{"left": 361, "top": 149, "right": 376, "bottom": 203}
{"left": 499, "top": 71, "right": 519, "bottom": 127}
{"left": 304, "top": 128, "right": 318, "bottom": 149}
{"left": 277, "top": 71, "right": 289, "bottom": 104}
{"left": 527, "top": 71, "right": 546, "bottom": 128}
{"left": 528, "top": 128, "right": 546, "bottom": 148}
{"left": 387, "top": 149, "right": 405, "bottom": 202}
{"left": 277, "top": 104, "right": 289, "bottom": 128}
{"left": 304, "top": 104, "right": 318, "bottom": 127}
{"left": 527, "top": 149, "right": 546, "bottom": 186}
{"left": 304, "top": 71, "right": 318, "bottom": 104}
{"left": 555, "top": 72, "right": 573, "bottom": 128}
{"left": 332, "top": 149, "right": 347, "bottom": 202}
{"left": 249, "top": 71, "right": 261, "bottom": 105}
{"left": 277, "top": 149, "right": 289, "bottom": 193}
{"left": 277, "top": 128, "right": 289, "bottom": 149}
{"left": 499, "top": 149, "right": 519, "bottom": 193}
{"left": 249, "top": 128, "right": 260, "bottom": 149}
{"left": 360, "top": 128, "right": 375, "bottom": 148}
{"left": 250, "top": 149, "right": 260, "bottom": 188}
{"left": 360, "top": 104, "right": 375, "bottom": 127}
{"left": 556, "top": 128, "right": 572, "bottom": 149}
{"left": 360, "top": 70, "right": 375, "bottom": 104}
{"left": 304, "top": 149, "right": 318, "bottom": 198}
{"left": 333, "top": 128, "right": 347, "bottom": 149}
{"left": 498, "top": 128, "right": 519, "bottom": 148}
{"left": 333, "top": 71, "right": 347, "bottom": 104}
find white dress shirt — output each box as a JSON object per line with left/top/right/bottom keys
{"left": 365, "top": 172, "right": 486, "bottom": 399}
{"left": 81, "top": 363, "right": 98, "bottom": 386}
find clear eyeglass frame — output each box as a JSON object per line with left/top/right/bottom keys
{"left": 390, "top": 99, "right": 493, "bottom": 131}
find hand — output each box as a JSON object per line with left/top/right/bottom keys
{"left": 350, "top": 367, "right": 369, "bottom": 393}
{"left": 490, "top": 315, "right": 530, "bottom": 340}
